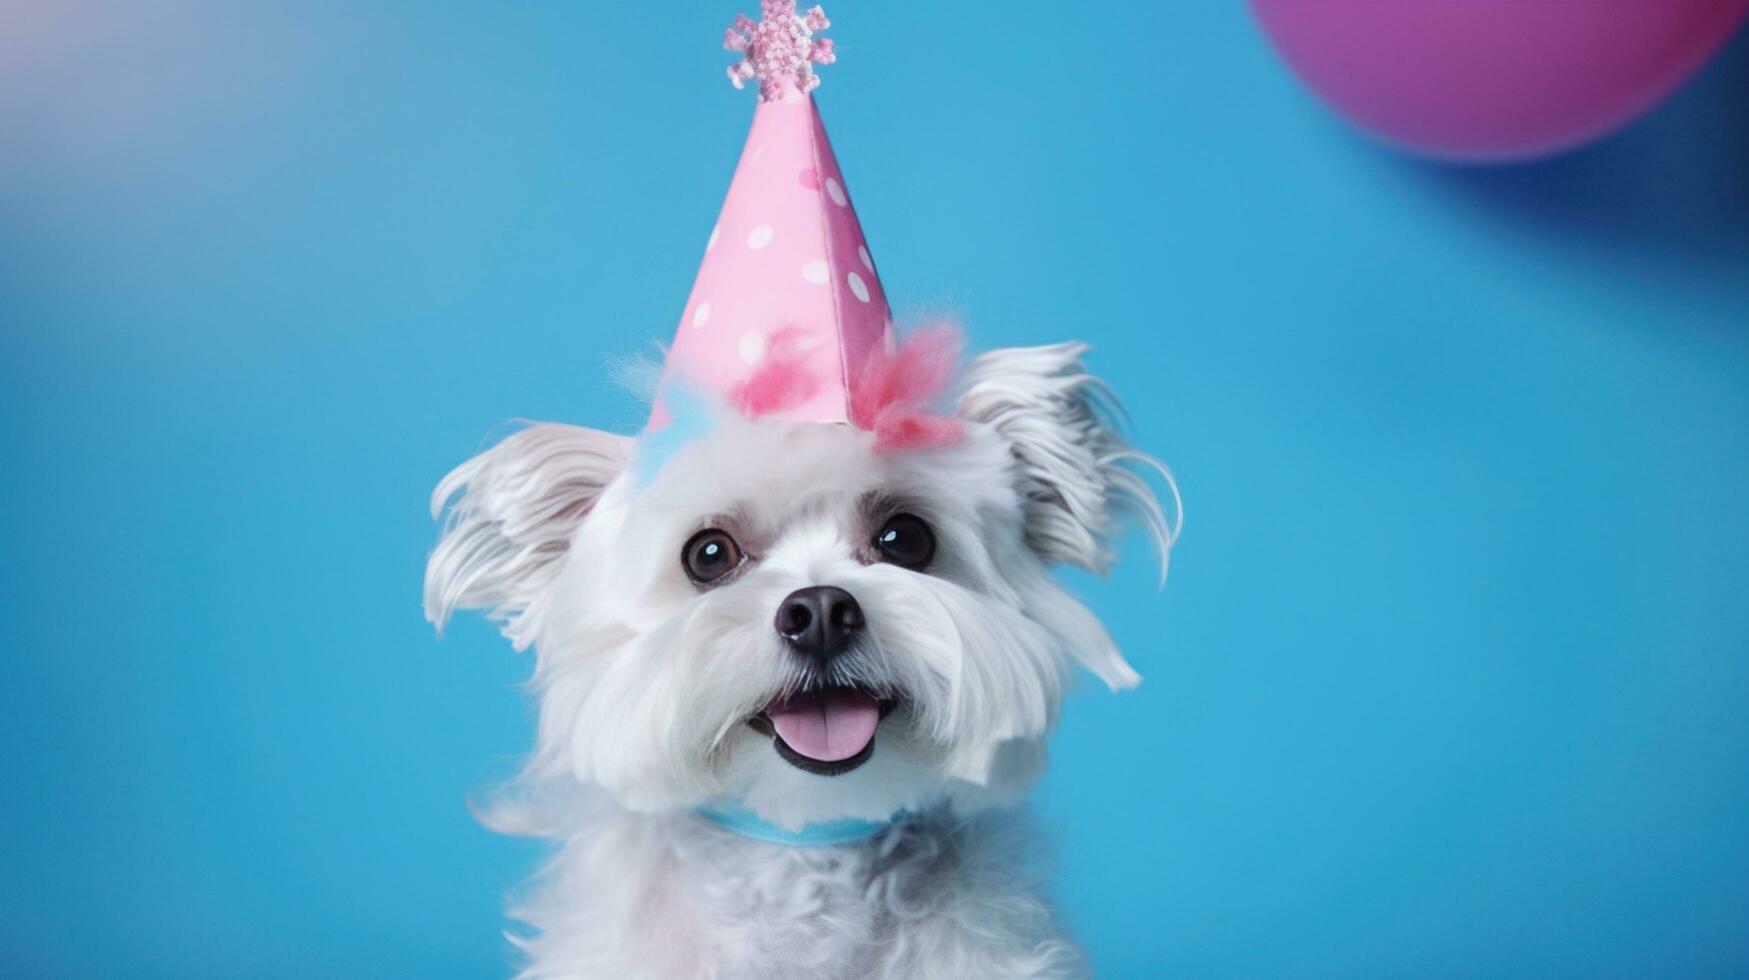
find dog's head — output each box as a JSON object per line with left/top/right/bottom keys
{"left": 425, "top": 342, "right": 1176, "bottom": 829}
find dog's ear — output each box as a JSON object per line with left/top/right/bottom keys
{"left": 424, "top": 423, "right": 633, "bottom": 648}
{"left": 956, "top": 344, "right": 1178, "bottom": 690}
{"left": 957, "top": 343, "right": 1178, "bottom": 576}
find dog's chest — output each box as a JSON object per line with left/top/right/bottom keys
{"left": 686, "top": 832, "right": 901, "bottom": 979}
{"left": 524, "top": 810, "right": 1081, "bottom": 978}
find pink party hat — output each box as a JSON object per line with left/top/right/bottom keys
{"left": 651, "top": 1, "right": 937, "bottom": 442}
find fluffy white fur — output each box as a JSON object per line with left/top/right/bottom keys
{"left": 426, "top": 343, "right": 1178, "bottom": 978}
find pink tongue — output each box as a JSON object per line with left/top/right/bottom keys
{"left": 767, "top": 689, "right": 881, "bottom": 762}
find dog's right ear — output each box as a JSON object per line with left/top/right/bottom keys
{"left": 424, "top": 423, "right": 633, "bottom": 648}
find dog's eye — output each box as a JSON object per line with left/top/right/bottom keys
{"left": 873, "top": 514, "right": 935, "bottom": 570}
{"left": 682, "top": 528, "right": 743, "bottom": 585}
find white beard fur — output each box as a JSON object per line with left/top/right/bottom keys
{"left": 425, "top": 343, "right": 1179, "bottom": 978}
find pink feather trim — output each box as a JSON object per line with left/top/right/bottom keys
{"left": 734, "top": 325, "right": 820, "bottom": 417}
{"left": 851, "top": 323, "right": 965, "bottom": 451}
{"left": 729, "top": 321, "right": 965, "bottom": 452}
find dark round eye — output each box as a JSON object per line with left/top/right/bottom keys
{"left": 874, "top": 513, "right": 935, "bottom": 570}
{"left": 682, "top": 528, "right": 743, "bottom": 585}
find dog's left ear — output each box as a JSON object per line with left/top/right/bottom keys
{"left": 424, "top": 423, "right": 633, "bottom": 648}
{"left": 957, "top": 343, "right": 1179, "bottom": 685}
{"left": 957, "top": 342, "right": 1178, "bottom": 574}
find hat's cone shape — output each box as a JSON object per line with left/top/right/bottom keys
{"left": 652, "top": 1, "right": 893, "bottom": 430}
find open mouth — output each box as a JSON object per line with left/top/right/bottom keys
{"left": 748, "top": 686, "right": 899, "bottom": 776}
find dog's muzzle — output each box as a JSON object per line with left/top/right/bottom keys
{"left": 752, "top": 585, "right": 897, "bottom": 776}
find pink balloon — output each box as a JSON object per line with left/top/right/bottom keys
{"left": 1251, "top": 0, "right": 1749, "bottom": 161}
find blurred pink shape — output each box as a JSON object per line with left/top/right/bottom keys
{"left": 1251, "top": 0, "right": 1749, "bottom": 162}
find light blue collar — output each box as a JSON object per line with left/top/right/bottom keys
{"left": 696, "top": 801, "right": 896, "bottom": 847}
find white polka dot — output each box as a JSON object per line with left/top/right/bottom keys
{"left": 846, "top": 270, "right": 870, "bottom": 302}
{"left": 858, "top": 244, "right": 873, "bottom": 271}
{"left": 707, "top": 225, "right": 719, "bottom": 251}
{"left": 825, "top": 177, "right": 847, "bottom": 206}
{"left": 691, "top": 301, "right": 711, "bottom": 328}
{"left": 801, "top": 259, "right": 829, "bottom": 284}
{"left": 747, "top": 224, "right": 775, "bottom": 249}
{"left": 738, "top": 331, "right": 766, "bottom": 364}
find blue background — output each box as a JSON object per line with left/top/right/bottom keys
{"left": 4, "top": 2, "right": 1747, "bottom": 976}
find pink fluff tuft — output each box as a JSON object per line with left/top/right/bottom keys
{"left": 872, "top": 413, "right": 963, "bottom": 452}
{"left": 725, "top": 1, "right": 834, "bottom": 100}
{"left": 851, "top": 322, "right": 965, "bottom": 452}
{"left": 734, "top": 326, "right": 819, "bottom": 417}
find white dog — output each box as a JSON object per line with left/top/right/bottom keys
{"left": 425, "top": 341, "right": 1176, "bottom": 978}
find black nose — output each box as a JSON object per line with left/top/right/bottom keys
{"left": 775, "top": 586, "right": 864, "bottom": 663}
